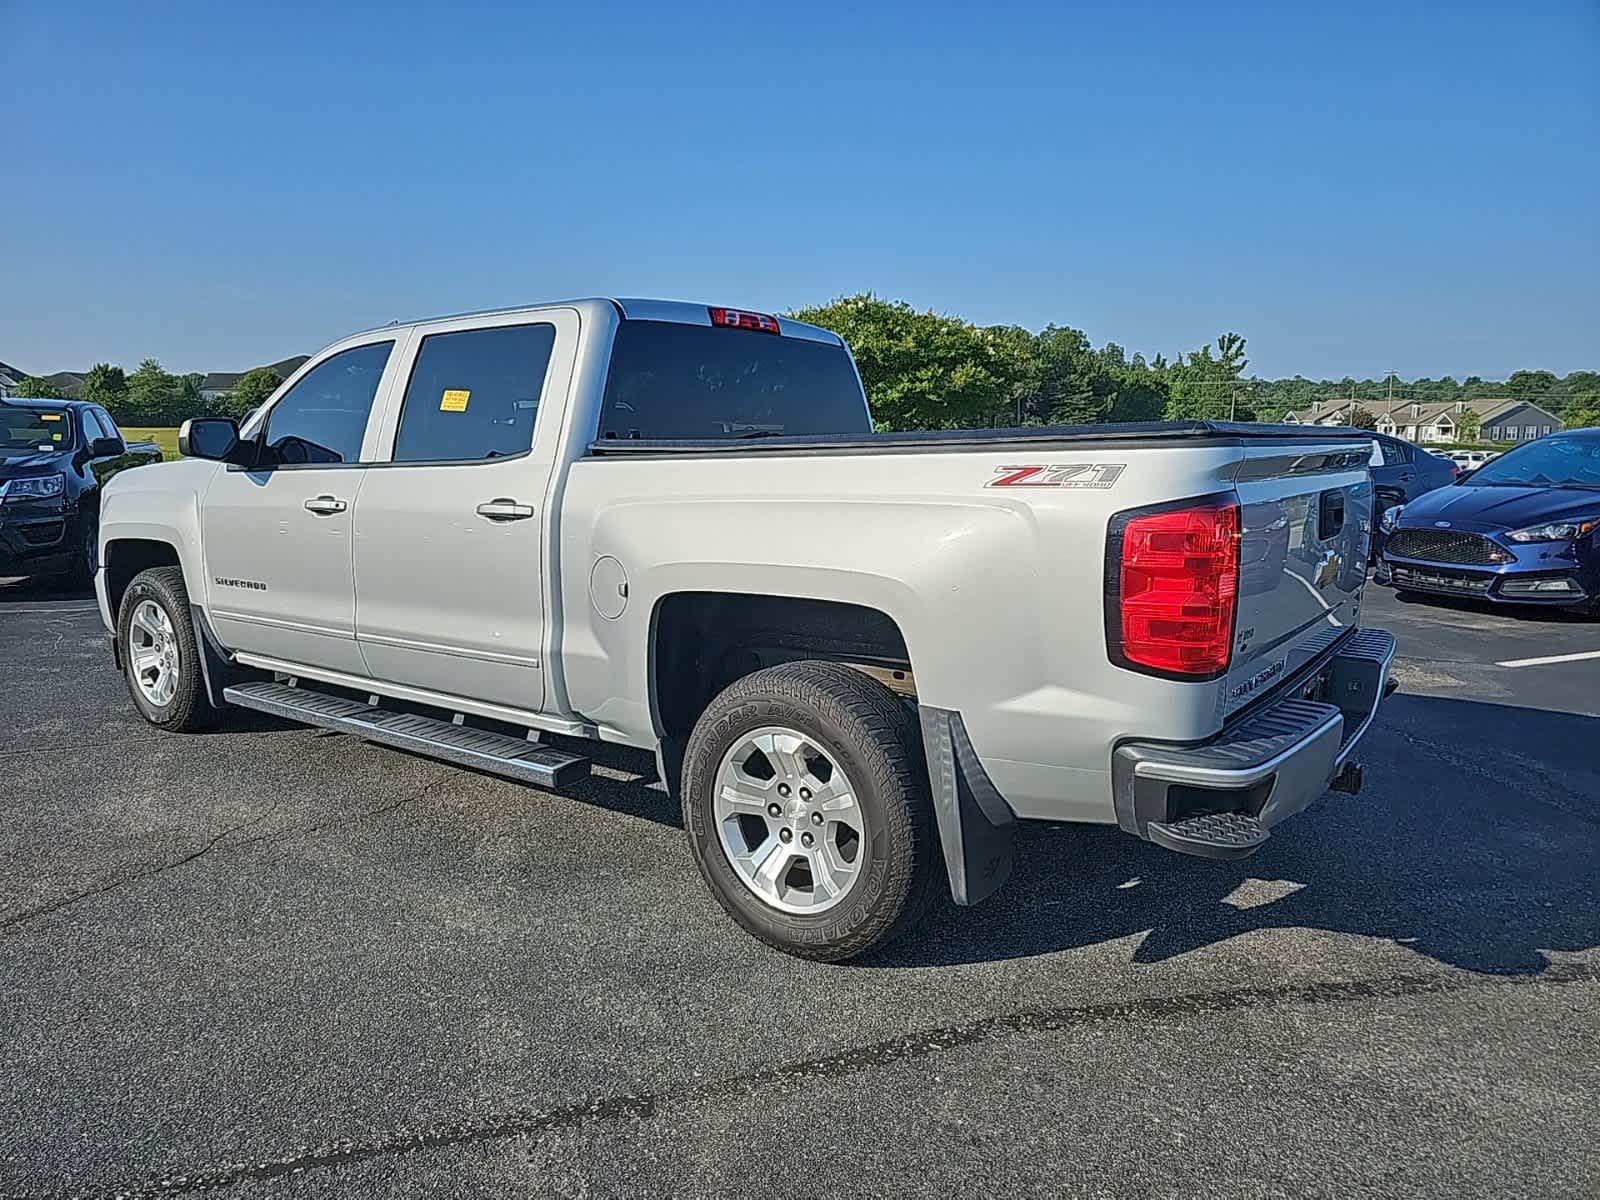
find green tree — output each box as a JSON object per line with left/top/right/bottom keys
{"left": 980, "top": 325, "right": 1043, "bottom": 426}
{"left": 81, "top": 363, "right": 129, "bottom": 420}
{"left": 176, "top": 372, "right": 206, "bottom": 417}
{"left": 1507, "top": 369, "right": 1558, "bottom": 403}
{"left": 16, "top": 376, "right": 64, "bottom": 398}
{"left": 1165, "top": 332, "right": 1248, "bottom": 420}
{"left": 1033, "top": 325, "right": 1097, "bottom": 424}
{"left": 125, "top": 359, "right": 180, "bottom": 425}
{"left": 789, "top": 294, "right": 1007, "bottom": 430}
{"left": 227, "top": 367, "right": 283, "bottom": 419}
{"left": 1349, "top": 405, "right": 1377, "bottom": 430}
{"left": 1564, "top": 398, "right": 1600, "bottom": 430}
{"left": 1456, "top": 408, "right": 1482, "bottom": 442}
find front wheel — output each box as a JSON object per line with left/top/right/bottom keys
{"left": 117, "top": 566, "right": 216, "bottom": 732}
{"left": 66, "top": 510, "right": 98, "bottom": 589}
{"left": 682, "top": 661, "right": 938, "bottom": 962}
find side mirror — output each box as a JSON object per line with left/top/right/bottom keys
{"left": 178, "top": 417, "right": 241, "bottom": 461}
{"left": 90, "top": 436, "right": 125, "bottom": 458}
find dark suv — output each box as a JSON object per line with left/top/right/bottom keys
{"left": 0, "top": 399, "right": 161, "bottom": 583}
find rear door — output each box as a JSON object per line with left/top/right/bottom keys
{"left": 350, "top": 308, "right": 579, "bottom": 712}
{"left": 1226, "top": 439, "right": 1372, "bottom": 716}
{"left": 202, "top": 339, "right": 402, "bottom": 675}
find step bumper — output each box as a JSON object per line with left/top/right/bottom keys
{"left": 1111, "top": 628, "right": 1397, "bottom": 861}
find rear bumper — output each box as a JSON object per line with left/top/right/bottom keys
{"left": 1111, "top": 627, "right": 1396, "bottom": 860}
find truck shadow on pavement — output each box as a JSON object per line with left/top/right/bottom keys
{"left": 873, "top": 693, "right": 1599, "bottom": 977}
{"left": 0, "top": 575, "right": 96, "bottom": 603}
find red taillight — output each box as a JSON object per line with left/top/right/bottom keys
{"left": 708, "top": 307, "right": 781, "bottom": 334}
{"left": 1110, "top": 500, "right": 1240, "bottom": 678}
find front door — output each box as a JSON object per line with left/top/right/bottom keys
{"left": 202, "top": 339, "right": 401, "bottom": 675}
{"left": 351, "top": 309, "right": 577, "bottom": 713}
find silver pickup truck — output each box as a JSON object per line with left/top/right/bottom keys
{"left": 97, "top": 298, "right": 1395, "bottom": 960}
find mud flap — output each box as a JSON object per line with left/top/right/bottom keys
{"left": 918, "top": 706, "right": 1017, "bottom": 906}
{"left": 655, "top": 734, "right": 687, "bottom": 801}
{"left": 189, "top": 604, "right": 255, "bottom": 709}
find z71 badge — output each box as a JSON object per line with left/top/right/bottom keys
{"left": 986, "top": 463, "right": 1126, "bottom": 489}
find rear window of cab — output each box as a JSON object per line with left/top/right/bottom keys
{"left": 599, "top": 320, "right": 869, "bottom": 441}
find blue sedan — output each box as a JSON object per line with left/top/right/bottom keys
{"left": 1376, "top": 427, "right": 1600, "bottom": 611}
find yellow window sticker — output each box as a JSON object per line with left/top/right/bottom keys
{"left": 440, "top": 389, "right": 470, "bottom": 412}
{"left": 40, "top": 413, "right": 61, "bottom": 421}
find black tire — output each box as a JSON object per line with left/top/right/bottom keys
{"left": 117, "top": 565, "right": 215, "bottom": 732}
{"left": 682, "top": 661, "right": 938, "bottom": 962}
{"left": 66, "top": 510, "right": 97, "bottom": 589}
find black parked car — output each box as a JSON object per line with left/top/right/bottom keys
{"left": 0, "top": 399, "right": 162, "bottom": 584}
{"left": 1367, "top": 432, "right": 1458, "bottom": 529}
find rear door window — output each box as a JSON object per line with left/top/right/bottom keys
{"left": 392, "top": 323, "right": 556, "bottom": 463}
{"left": 599, "top": 320, "right": 869, "bottom": 440}
{"left": 260, "top": 342, "right": 393, "bottom": 466}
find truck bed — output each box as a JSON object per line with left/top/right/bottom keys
{"left": 588, "top": 421, "right": 1372, "bottom": 456}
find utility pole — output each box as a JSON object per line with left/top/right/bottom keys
{"left": 1385, "top": 370, "right": 1397, "bottom": 405}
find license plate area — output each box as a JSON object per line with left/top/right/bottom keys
{"left": 1391, "top": 564, "right": 1493, "bottom": 593}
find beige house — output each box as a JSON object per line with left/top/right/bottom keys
{"left": 1373, "top": 399, "right": 1478, "bottom": 443}
{"left": 1284, "top": 397, "right": 1562, "bottom": 445}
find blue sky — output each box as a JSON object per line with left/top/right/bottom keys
{"left": 3, "top": 0, "right": 1596, "bottom": 380}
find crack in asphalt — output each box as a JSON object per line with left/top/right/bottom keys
{"left": 0, "top": 775, "right": 451, "bottom": 935}
{"left": 0, "top": 805, "right": 284, "bottom": 935}
{"left": 32, "top": 960, "right": 1598, "bottom": 1200}
{"left": 1386, "top": 726, "right": 1599, "bottom": 826}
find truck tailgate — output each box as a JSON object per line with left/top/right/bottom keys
{"left": 1226, "top": 441, "right": 1373, "bottom": 716}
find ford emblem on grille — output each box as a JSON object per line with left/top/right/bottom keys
{"left": 1434, "top": 520, "right": 1451, "bottom": 528}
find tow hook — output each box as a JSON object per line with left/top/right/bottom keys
{"left": 1329, "top": 760, "right": 1364, "bottom": 795}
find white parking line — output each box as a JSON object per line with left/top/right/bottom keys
{"left": 1495, "top": 649, "right": 1600, "bottom": 668}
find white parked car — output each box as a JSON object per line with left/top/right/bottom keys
{"left": 1447, "top": 450, "right": 1499, "bottom": 471}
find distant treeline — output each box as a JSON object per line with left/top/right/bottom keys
{"left": 792, "top": 295, "right": 1599, "bottom": 431}
{"left": 13, "top": 361, "right": 283, "bottom": 426}
{"left": 14, "top": 294, "right": 1598, "bottom": 431}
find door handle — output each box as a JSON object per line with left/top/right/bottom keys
{"left": 476, "top": 499, "right": 536, "bottom": 522}
{"left": 303, "top": 495, "right": 347, "bottom": 515}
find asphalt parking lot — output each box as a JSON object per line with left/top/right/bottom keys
{"left": 1, "top": 576, "right": 1596, "bottom": 1198}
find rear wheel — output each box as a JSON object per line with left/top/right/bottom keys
{"left": 117, "top": 566, "right": 216, "bottom": 732}
{"left": 682, "top": 661, "right": 938, "bottom": 962}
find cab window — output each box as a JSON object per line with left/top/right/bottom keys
{"left": 392, "top": 323, "right": 556, "bottom": 463}
{"left": 259, "top": 342, "right": 393, "bottom": 466}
